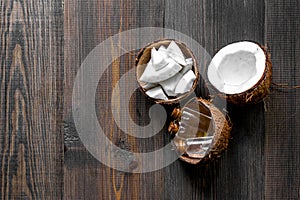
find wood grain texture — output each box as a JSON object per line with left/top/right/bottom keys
{"left": 64, "top": 0, "right": 124, "bottom": 197}
{"left": 265, "top": 1, "right": 300, "bottom": 199}
{"left": 0, "top": 0, "right": 63, "bottom": 199}
{"left": 164, "top": 0, "right": 265, "bottom": 199}
{"left": 64, "top": 0, "right": 154, "bottom": 199}
{"left": 0, "top": 0, "right": 299, "bottom": 199}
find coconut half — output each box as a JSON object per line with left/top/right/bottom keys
{"left": 207, "top": 41, "right": 272, "bottom": 104}
{"left": 136, "top": 39, "right": 199, "bottom": 104}
{"left": 169, "top": 98, "right": 232, "bottom": 164}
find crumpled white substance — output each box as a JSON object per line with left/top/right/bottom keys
{"left": 139, "top": 41, "right": 196, "bottom": 100}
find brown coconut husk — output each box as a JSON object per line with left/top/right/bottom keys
{"left": 136, "top": 39, "right": 200, "bottom": 104}
{"left": 170, "top": 98, "right": 232, "bottom": 164}
{"left": 219, "top": 45, "right": 272, "bottom": 105}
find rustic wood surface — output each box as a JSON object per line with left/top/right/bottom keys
{"left": 1, "top": 0, "right": 299, "bottom": 199}
{"left": 0, "top": 0, "right": 64, "bottom": 199}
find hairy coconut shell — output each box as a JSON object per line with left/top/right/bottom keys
{"left": 218, "top": 45, "right": 272, "bottom": 105}
{"left": 170, "top": 98, "right": 232, "bottom": 164}
{"left": 136, "top": 39, "right": 200, "bottom": 104}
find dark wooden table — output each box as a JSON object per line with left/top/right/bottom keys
{"left": 1, "top": 0, "right": 299, "bottom": 199}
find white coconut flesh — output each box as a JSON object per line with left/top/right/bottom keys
{"left": 166, "top": 41, "right": 187, "bottom": 66}
{"left": 207, "top": 41, "right": 266, "bottom": 94}
{"left": 145, "top": 86, "right": 168, "bottom": 100}
{"left": 140, "top": 60, "right": 182, "bottom": 83}
{"left": 139, "top": 41, "right": 196, "bottom": 100}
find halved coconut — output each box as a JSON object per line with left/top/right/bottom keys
{"left": 136, "top": 39, "right": 199, "bottom": 104}
{"left": 169, "top": 98, "right": 232, "bottom": 164}
{"left": 207, "top": 41, "right": 272, "bottom": 104}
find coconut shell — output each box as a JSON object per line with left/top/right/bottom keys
{"left": 170, "top": 98, "right": 232, "bottom": 164}
{"left": 219, "top": 45, "right": 272, "bottom": 105}
{"left": 136, "top": 39, "right": 200, "bottom": 104}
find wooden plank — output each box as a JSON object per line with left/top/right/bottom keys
{"left": 164, "top": 0, "right": 265, "bottom": 199}
{"left": 265, "top": 1, "right": 300, "bottom": 199}
{"left": 64, "top": 0, "right": 166, "bottom": 199}
{"left": 64, "top": 0, "right": 130, "bottom": 198}
{"left": 0, "top": 0, "right": 64, "bottom": 199}
{"left": 0, "top": 0, "right": 298, "bottom": 199}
